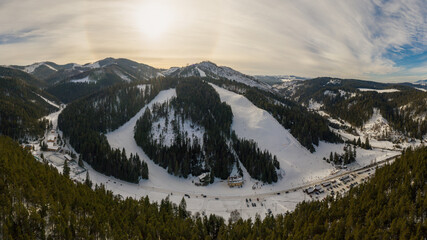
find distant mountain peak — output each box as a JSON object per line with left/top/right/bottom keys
{"left": 163, "top": 61, "right": 271, "bottom": 91}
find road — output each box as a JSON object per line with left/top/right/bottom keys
{"left": 138, "top": 154, "right": 399, "bottom": 201}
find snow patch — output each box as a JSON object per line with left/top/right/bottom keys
{"left": 114, "top": 70, "right": 131, "bottom": 82}
{"left": 358, "top": 88, "right": 400, "bottom": 93}
{"left": 151, "top": 108, "right": 205, "bottom": 148}
{"left": 324, "top": 90, "right": 337, "bottom": 97}
{"left": 162, "top": 67, "right": 180, "bottom": 76}
{"left": 70, "top": 76, "right": 96, "bottom": 83}
{"left": 195, "top": 67, "right": 206, "bottom": 77}
{"left": 24, "top": 62, "right": 57, "bottom": 73}
{"left": 415, "top": 87, "right": 426, "bottom": 92}
{"left": 84, "top": 62, "right": 101, "bottom": 69}
{"left": 327, "top": 79, "right": 341, "bottom": 85}
{"left": 308, "top": 99, "right": 323, "bottom": 111}
{"left": 35, "top": 93, "right": 60, "bottom": 109}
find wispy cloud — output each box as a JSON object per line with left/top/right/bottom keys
{"left": 0, "top": 0, "right": 425, "bottom": 82}
{"left": 0, "top": 28, "right": 39, "bottom": 45}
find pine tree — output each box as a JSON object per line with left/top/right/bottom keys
{"left": 365, "top": 137, "right": 371, "bottom": 149}
{"left": 179, "top": 197, "right": 188, "bottom": 218}
{"left": 63, "top": 160, "right": 70, "bottom": 178}
{"left": 210, "top": 168, "right": 215, "bottom": 184}
{"left": 353, "top": 145, "right": 357, "bottom": 159}
{"left": 78, "top": 155, "right": 84, "bottom": 167}
{"left": 85, "top": 171, "right": 92, "bottom": 188}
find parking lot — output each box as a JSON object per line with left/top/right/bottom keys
{"left": 305, "top": 168, "right": 375, "bottom": 200}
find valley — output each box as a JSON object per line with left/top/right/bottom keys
{"left": 26, "top": 80, "right": 410, "bottom": 220}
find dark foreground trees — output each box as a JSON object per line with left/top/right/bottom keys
{"left": 1, "top": 135, "right": 425, "bottom": 239}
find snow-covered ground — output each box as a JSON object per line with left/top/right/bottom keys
{"left": 70, "top": 76, "right": 96, "bottom": 83}
{"left": 35, "top": 93, "right": 60, "bottom": 109}
{"left": 358, "top": 88, "right": 400, "bottom": 93}
{"left": 23, "top": 62, "right": 57, "bottom": 73}
{"left": 151, "top": 107, "right": 205, "bottom": 147}
{"left": 114, "top": 70, "right": 131, "bottom": 82}
{"left": 32, "top": 85, "right": 409, "bottom": 220}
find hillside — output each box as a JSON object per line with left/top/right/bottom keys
{"left": 163, "top": 61, "right": 271, "bottom": 91}
{"left": 0, "top": 74, "right": 59, "bottom": 140}
{"left": 276, "top": 77, "right": 427, "bottom": 141}
{"left": 134, "top": 78, "right": 279, "bottom": 183}
{"left": 1, "top": 134, "right": 425, "bottom": 239}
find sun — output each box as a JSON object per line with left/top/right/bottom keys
{"left": 135, "top": 1, "right": 174, "bottom": 39}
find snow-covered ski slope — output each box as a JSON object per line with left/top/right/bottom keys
{"left": 97, "top": 84, "right": 399, "bottom": 219}
{"left": 210, "top": 84, "right": 332, "bottom": 185}
{"left": 106, "top": 84, "right": 392, "bottom": 192}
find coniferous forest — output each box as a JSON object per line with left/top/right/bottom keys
{"left": 1, "top": 135, "right": 425, "bottom": 239}
{"left": 293, "top": 77, "right": 427, "bottom": 139}
{"left": 58, "top": 82, "right": 157, "bottom": 182}
{"left": 0, "top": 74, "right": 57, "bottom": 140}
{"left": 134, "top": 78, "right": 279, "bottom": 182}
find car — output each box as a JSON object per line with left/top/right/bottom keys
{"left": 285, "top": 191, "right": 289, "bottom": 194}
{"left": 245, "top": 198, "right": 248, "bottom": 203}
{"left": 257, "top": 198, "right": 259, "bottom": 201}
{"left": 277, "top": 192, "right": 281, "bottom": 195}
{"left": 215, "top": 197, "right": 219, "bottom": 200}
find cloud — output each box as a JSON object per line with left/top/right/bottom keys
{"left": 0, "top": 0, "right": 425, "bottom": 82}
{"left": 0, "top": 28, "right": 39, "bottom": 45}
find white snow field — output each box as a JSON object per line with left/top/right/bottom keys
{"left": 36, "top": 86, "right": 404, "bottom": 220}
{"left": 35, "top": 93, "right": 60, "bottom": 109}
{"left": 70, "top": 76, "right": 96, "bottom": 83}
{"left": 358, "top": 88, "right": 400, "bottom": 93}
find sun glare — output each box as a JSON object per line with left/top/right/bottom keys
{"left": 135, "top": 1, "right": 174, "bottom": 39}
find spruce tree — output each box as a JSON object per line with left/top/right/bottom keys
{"left": 63, "top": 159, "right": 70, "bottom": 178}
{"left": 85, "top": 171, "right": 92, "bottom": 188}
{"left": 78, "top": 155, "right": 84, "bottom": 167}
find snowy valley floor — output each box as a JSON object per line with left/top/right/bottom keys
{"left": 33, "top": 85, "right": 415, "bottom": 220}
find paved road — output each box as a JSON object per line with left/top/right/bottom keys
{"left": 139, "top": 154, "right": 399, "bottom": 201}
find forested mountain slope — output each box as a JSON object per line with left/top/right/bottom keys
{"left": 57, "top": 81, "right": 163, "bottom": 182}
{"left": 205, "top": 77, "right": 342, "bottom": 152}
{"left": 0, "top": 74, "right": 59, "bottom": 140}
{"left": 163, "top": 61, "right": 271, "bottom": 91}
{"left": 1, "top": 135, "right": 425, "bottom": 239}
{"left": 45, "top": 58, "right": 161, "bottom": 103}
{"left": 134, "top": 78, "right": 280, "bottom": 183}
{"left": 278, "top": 77, "right": 427, "bottom": 140}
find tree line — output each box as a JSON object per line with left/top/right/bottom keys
{"left": 58, "top": 81, "right": 158, "bottom": 182}
{"left": 0, "top": 75, "right": 56, "bottom": 140}
{"left": 1, "top": 135, "right": 425, "bottom": 239}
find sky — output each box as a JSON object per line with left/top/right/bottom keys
{"left": 0, "top": 0, "right": 425, "bottom": 82}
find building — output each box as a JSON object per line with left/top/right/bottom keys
{"left": 227, "top": 175, "right": 244, "bottom": 187}
{"left": 64, "top": 154, "right": 72, "bottom": 161}
{"left": 195, "top": 172, "right": 210, "bottom": 186}
{"left": 47, "top": 145, "right": 59, "bottom": 152}
{"left": 322, "top": 182, "right": 331, "bottom": 187}
{"left": 47, "top": 135, "right": 56, "bottom": 143}
{"left": 305, "top": 187, "right": 315, "bottom": 194}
